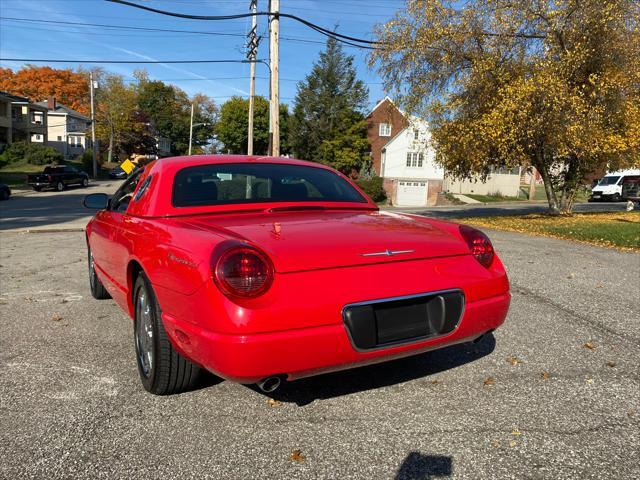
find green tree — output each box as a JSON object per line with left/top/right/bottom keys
{"left": 370, "top": 0, "right": 640, "bottom": 214}
{"left": 290, "top": 37, "right": 369, "bottom": 174}
{"left": 95, "top": 74, "right": 146, "bottom": 163}
{"left": 136, "top": 76, "right": 216, "bottom": 155}
{"left": 215, "top": 96, "right": 289, "bottom": 155}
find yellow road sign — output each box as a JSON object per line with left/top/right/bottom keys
{"left": 120, "top": 159, "right": 135, "bottom": 174}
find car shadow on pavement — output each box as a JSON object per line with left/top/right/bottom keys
{"left": 395, "top": 452, "right": 453, "bottom": 480}
{"left": 250, "top": 334, "right": 496, "bottom": 406}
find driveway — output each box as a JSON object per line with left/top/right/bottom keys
{"left": 0, "top": 180, "right": 121, "bottom": 231}
{"left": 0, "top": 229, "right": 638, "bottom": 479}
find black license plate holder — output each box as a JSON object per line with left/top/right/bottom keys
{"left": 342, "top": 290, "right": 464, "bottom": 350}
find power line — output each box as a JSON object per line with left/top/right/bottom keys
{"left": 105, "top": 0, "right": 383, "bottom": 48}
{"left": 0, "top": 16, "right": 361, "bottom": 48}
{"left": 0, "top": 58, "right": 266, "bottom": 64}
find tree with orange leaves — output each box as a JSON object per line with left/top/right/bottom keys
{"left": 0, "top": 66, "right": 90, "bottom": 114}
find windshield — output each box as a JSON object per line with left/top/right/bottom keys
{"left": 598, "top": 176, "right": 621, "bottom": 186}
{"left": 172, "top": 163, "right": 367, "bottom": 207}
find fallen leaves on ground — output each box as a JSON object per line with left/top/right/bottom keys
{"left": 289, "top": 450, "right": 305, "bottom": 462}
{"left": 506, "top": 355, "right": 522, "bottom": 366}
{"left": 457, "top": 211, "right": 640, "bottom": 252}
{"left": 267, "top": 398, "right": 281, "bottom": 407}
{"left": 511, "top": 429, "right": 521, "bottom": 436}
{"left": 431, "top": 379, "right": 441, "bottom": 385}
{"left": 584, "top": 341, "right": 596, "bottom": 350}
{"left": 606, "top": 361, "right": 617, "bottom": 368}
{"left": 541, "top": 372, "right": 551, "bottom": 380}
{"left": 483, "top": 377, "right": 495, "bottom": 386}
{"left": 51, "top": 314, "right": 62, "bottom": 322}
{"left": 509, "top": 440, "right": 518, "bottom": 448}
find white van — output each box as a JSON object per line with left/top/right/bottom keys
{"left": 590, "top": 169, "right": 640, "bottom": 202}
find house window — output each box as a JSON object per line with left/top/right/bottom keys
{"left": 406, "top": 152, "right": 424, "bottom": 168}
{"left": 414, "top": 129, "right": 419, "bottom": 140}
{"left": 57, "top": 136, "right": 62, "bottom": 141}
{"left": 379, "top": 123, "right": 391, "bottom": 137}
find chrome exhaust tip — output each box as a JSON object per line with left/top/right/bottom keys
{"left": 257, "top": 376, "right": 281, "bottom": 393}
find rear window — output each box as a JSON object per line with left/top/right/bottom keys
{"left": 43, "top": 166, "right": 64, "bottom": 173}
{"left": 172, "top": 163, "right": 367, "bottom": 207}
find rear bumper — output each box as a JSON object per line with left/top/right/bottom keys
{"left": 162, "top": 291, "right": 510, "bottom": 383}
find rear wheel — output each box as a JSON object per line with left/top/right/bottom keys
{"left": 56, "top": 181, "right": 65, "bottom": 192}
{"left": 133, "top": 272, "right": 201, "bottom": 395}
{"left": 88, "top": 249, "right": 111, "bottom": 299}
{"left": 0, "top": 189, "right": 9, "bottom": 200}
{"left": 33, "top": 186, "right": 42, "bottom": 192}
{"left": 81, "top": 177, "right": 89, "bottom": 188}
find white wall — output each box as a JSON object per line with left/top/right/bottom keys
{"left": 445, "top": 171, "right": 521, "bottom": 197}
{"left": 381, "top": 121, "right": 444, "bottom": 180}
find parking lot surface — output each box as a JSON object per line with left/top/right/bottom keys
{"left": 0, "top": 228, "right": 638, "bottom": 479}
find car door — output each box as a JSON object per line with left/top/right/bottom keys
{"left": 90, "top": 170, "right": 143, "bottom": 290}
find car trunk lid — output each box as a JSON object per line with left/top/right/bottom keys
{"left": 181, "top": 209, "right": 468, "bottom": 273}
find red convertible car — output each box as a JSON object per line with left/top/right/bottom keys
{"left": 84, "top": 156, "right": 510, "bottom": 395}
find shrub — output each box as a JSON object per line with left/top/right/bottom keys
{"left": 1, "top": 141, "right": 64, "bottom": 165}
{"left": 355, "top": 176, "right": 387, "bottom": 203}
{"left": 79, "top": 149, "right": 94, "bottom": 174}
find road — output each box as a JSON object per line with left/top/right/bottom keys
{"left": 0, "top": 180, "right": 121, "bottom": 231}
{"left": 393, "top": 201, "right": 628, "bottom": 219}
{"left": 1, "top": 228, "right": 638, "bottom": 479}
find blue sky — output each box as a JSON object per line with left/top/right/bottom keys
{"left": 0, "top": 0, "right": 404, "bottom": 110}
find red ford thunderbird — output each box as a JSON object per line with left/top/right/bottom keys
{"left": 84, "top": 156, "right": 510, "bottom": 395}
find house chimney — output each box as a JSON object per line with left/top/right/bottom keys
{"left": 47, "top": 97, "right": 56, "bottom": 110}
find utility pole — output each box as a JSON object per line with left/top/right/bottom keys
{"left": 89, "top": 71, "right": 97, "bottom": 178}
{"left": 247, "top": 0, "right": 259, "bottom": 155}
{"left": 188, "top": 102, "right": 194, "bottom": 156}
{"left": 269, "top": 0, "right": 280, "bottom": 156}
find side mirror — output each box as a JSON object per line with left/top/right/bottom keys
{"left": 83, "top": 193, "right": 109, "bottom": 210}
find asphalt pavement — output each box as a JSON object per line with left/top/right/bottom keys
{"left": 0, "top": 227, "right": 638, "bottom": 479}
{"left": 0, "top": 180, "right": 121, "bottom": 231}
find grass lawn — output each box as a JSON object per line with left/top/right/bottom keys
{"left": 459, "top": 211, "right": 640, "bottom": 252}
{"left": 466, "top": 193, "right": 524, "bottom": 203}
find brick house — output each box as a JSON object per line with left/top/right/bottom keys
{"left": 366, "top": 97, "right": 408, "bottom": 176}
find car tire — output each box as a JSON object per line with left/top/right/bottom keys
{"left": 612, "top": 193, "right": 621, "bottom": 202}
{"left": 0, "top": 189, "right": 9, "bottom": 200}
{"left": 56, "top": 181, "right": 65, "bottom": 192}
{"left": 133, "top": 272, "right": 201, "bottom": 395}
{"left": 82, "top": 178, "right": 89, "bottom": 188}
{"left": 33, "top": 186, "right": 42, "bottom": 192}
{"left": 88, "top": 250, "right": 111, "bottom": 299}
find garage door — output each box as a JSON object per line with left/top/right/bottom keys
{"left": 396, "top": 181, "right": 428, "bottom": 207}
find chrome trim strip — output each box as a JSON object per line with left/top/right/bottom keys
{"left": 361, "top": 249, "right": 416, "bottom": 257}
{"left": 341, "top": 288, "right": 466, "bottom": 353}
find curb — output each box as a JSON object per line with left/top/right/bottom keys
{"left": 2, "top": 227, "right": 86, "bottom": 234}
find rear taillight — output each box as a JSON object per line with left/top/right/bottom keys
{"left": 459, "top": 225, "right": 494, "bottom": 268}
{"left": 213, "top": 246, "right": 274, "bottom": 298}
{"left": 48, "top": 175, "right": 53, "bottom": 182}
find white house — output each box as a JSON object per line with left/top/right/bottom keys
{"left": 380, "top": 118, "right": 445, "bottom": 207}
{"left": 36, "top": 97, "right": 91, "bottom": 159}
